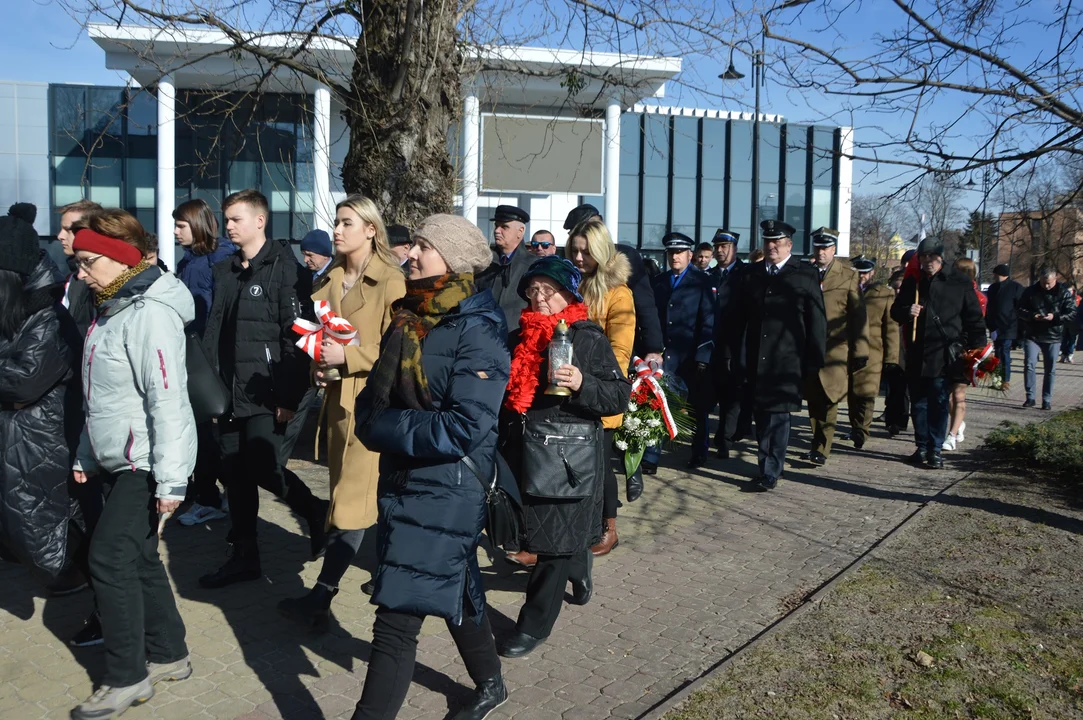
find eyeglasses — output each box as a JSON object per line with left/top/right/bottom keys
{"left": 525, "top": 285, "right": 559, "bottom": 300}
{"left": 76, "top": 254, "right": 105, "bottom": 271}
{"left": 529, "top": 241, "right": 553, "bottom": 250}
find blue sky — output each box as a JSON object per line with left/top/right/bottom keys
{"left": 3, "top": 0, "right": 1056, "bottom": 210}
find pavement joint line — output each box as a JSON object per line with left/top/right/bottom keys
{"left": 637, "top": 465, "right": 981, "bottom": 720}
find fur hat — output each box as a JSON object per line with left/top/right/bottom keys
{"left": 0, "top": 216, "right": 41, "bottom": 278}
{"left": 413, "top": 214, "right": 491, "bottom": 274}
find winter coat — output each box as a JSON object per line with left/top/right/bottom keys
{"left": 615, "top": 244, "right": 663, "bottom": 356}
{"left": 74, "top": 268, "right": 198, "bottom": 501}
{"left": 1019, "top": 282, "right": 1078, "bottom": 344}
{"left": 175, "top": 238, "right": 237, "bottom": 337}
{"left": 202, "top": 239, "right": 314, "bottom": 417}
{"left": 850, "top": 282, "right": 899, "bottom": 399}
{"left": 312, "top": 260, "right": 405, "bottom": 530}
{"left": 60, "top": 257, "right": 96, "bottom": 339}
{"left": 651, "top": 267, "right": 716, "bottom": 377}
{"left": 0, "top": 291, "right": 83, "bottom": 583}
{"left": 356, "top": 290, "right": 510, "bottom": 626}
{"left": 27, "top": 251, "right": 64, "bottom": 292}
{"left": 890, "top": 268, "right": 987, "bottom": 378}
{"left": 731, "top": 259, "right": 827, "bottom": 413}
{"left": 585, "top": 252, "right": 635, "bottom": 430}
{"left": 985, "top": 279, "right": 1025, "bottom": 340}
{"left": 710, "top": 260, "right": 746, "bottom": 360}
{"left": 807, "top": 262, "right": 869, "bottom": 403}
{"left": 500, "top": 321, "right": 631, "bottom": 556}
{"left": 477, "top": 247, "right": 533, "bottom": 331}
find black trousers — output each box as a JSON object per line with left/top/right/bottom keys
{"left": 753, "top": 410, "right": 791, "bottom": 480}
{"left": 189, "top": 421, "right": 224, "bottom": 508}
{"left": 352, "top": 595, "right": 501, "bottom": 719}
{"left": 278, "top": 386, "right": 319, "bottom": 466}
{"left": 89, "top": 470, "right": 188, "bottom": 687}
{"left": 714, "top": 369, "right": 752, "bottom": 452}
{"left": 883, "top": 364, "right": 910, "bottom": 431}
{"left": 517, "top": 551, "right": 589, "bottom": 639}
{"left": 602, "top": 429, "right": 618, "bottom": 519}
{"left": 219, "top": 414, "right": 320, "bottom": 547}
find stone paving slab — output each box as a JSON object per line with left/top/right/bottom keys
{"left": 2, "top": 351, "right": 1080, "bottom": 720}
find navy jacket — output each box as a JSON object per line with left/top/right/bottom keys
{"left": 651, "top": 266, "right": 716, "bottom": 374}
{"left": 985, "top": 278, "right": 1025, "bottom": 340}
{"left": 176, "top": 239, "right": 237, "bottom": 337}
{"left": 356, "top": 290, "right": 511, "bottom": 625}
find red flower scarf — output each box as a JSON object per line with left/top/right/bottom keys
{"left": 505, "top": 302, "right": 591, "bottom": 413}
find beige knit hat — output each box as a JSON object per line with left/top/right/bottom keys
{"left": 413, "top": 214, "right": 492, "bottom": 275}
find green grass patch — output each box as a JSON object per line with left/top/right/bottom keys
{"left": 985, "top": 409, "right": 1083, "bottom": 478}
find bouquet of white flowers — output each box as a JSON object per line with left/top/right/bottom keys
{"left": 615, "top": 357, "right": 695, "bottom": 476}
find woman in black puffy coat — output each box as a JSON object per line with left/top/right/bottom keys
{"left": 0, "top": 215, "right": 84, "bottom": 584}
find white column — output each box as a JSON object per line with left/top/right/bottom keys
{"left": 836, "top": 126, "right": 855, "bottom": 257}
{"left": 462, "top": 93, "right": 480, "bottom": 226}
{"left": 156, "top": 74, "right": 176, "bottom": 271}
{"left": 313, "top": 84, "right": 334, "bottom": 234}
{"left": 603, "top": 96, "right": 621, "bottom": 230}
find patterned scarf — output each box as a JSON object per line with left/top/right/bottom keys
{"left": 93, "top": 260, "right": 152, "bottom": 307}
{"left": 355, "top": 273, "right": 476, "bottom": 433}
{"left": 505, "top": 302, "right": 591, "bottom": 413}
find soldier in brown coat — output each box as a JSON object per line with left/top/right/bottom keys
{"left": 847, "top": 256, "right": 899, "bottom": 449}
{"left": 802, "top": 228, "right": 869, "bottom": 464}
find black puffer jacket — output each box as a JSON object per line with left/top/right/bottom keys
{"left": 61, "top": 256, "right": 96, "bottom": 338}
{"left": 500, "top": 321, "right": 631, "bottom": 555}
{"left": 1019, "top": 281, "right": 1078, "bottom": 344}
{"left": 202, "top": 239, "right": 314, "bottom": 417}
{"left": 0, "top": 291, "right": 83, "bottom": 583}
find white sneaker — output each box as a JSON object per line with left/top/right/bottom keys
{"left": 957, "top": 422, "right": 966, "bottom": 444}
{"left": 942, "top": 434, "right": 957, "bottom": 451}
{"left": 177, "top": 503, "right": 228, "bottom": 526}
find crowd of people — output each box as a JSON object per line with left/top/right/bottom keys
{"left": 0, "top": 193, "right": 1080, "bottom": 720}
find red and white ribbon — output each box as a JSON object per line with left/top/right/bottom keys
{"left": 964, "top": 342, "right": 995, "bottom": 387}
{"left": 292, "top": 300, "right": 359, "bottom": 363}
{"left": 630, "top": 356, "right": 678, "bottom": 440}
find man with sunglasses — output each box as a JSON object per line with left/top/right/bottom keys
{"left": 528, "top": 230, "right": 557, "bottom": 257}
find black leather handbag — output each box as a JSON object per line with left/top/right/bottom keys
{"left": 462, "top": 454, "right": 523, "bottom": 551}
{"left": 185, "top": 329, "right": 230, "bottom": 424}
{"left": 520, "top": 419, "right": 601, "bottom": 499}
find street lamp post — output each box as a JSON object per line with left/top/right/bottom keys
{"left": 721, "top": 33, "right": 765, "bottom": 250}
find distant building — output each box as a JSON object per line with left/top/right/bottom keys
{"left": 997, "top": 203, "right": 1083, "bottom": 286}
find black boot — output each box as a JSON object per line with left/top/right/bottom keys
{"left": 625, "top": 467, "right": 644, "bottom": 502}
{"left": 278, "top": 584, "right": 337, "bottom": 633}
{"left": 453, "top": 676, "right": 508, "bottom": 720}
{"left": 199, "top": 543, "right": 262, "bottom": 589}
{"left": 569, "top": 553, "right": 593, "bottom": 606}
{"left": 308, "top": 500, "right": 329, "bottom": 560}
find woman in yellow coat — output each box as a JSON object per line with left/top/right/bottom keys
{"left": 279, "top": 195, "right": 406, "bottom": 631}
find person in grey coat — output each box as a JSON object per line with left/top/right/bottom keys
{"left": 69, "top": 210, "right": 195, "bottom": 720}
{"left": 477, "top": 204, "right": 532, "bottom": 331}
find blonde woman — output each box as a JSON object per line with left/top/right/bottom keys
{"left": 568, "top": 220, "right": 635, "bottom": 556}
{"left": 278, "top": 195, "right": 405, "bottom": 632}
{"left": 944, "top": 257, "right": 986, "bottom": 451}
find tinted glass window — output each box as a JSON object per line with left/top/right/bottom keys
{"left": 701, "top": 118, "right": 726, "bottom": 180}
{"left": 730, "top": 121, "right": 753, "bottom": 181}
{"left": 759, "top": 123, "right": 781, "bottom": 183}
{"left": 643, "top": 114, "right": 670, "bottom": 177}
{"left": 619, "top": 113, "right": 641, "bottom": 177}
{"left": 672, "top": 117, "right": 698, "bottom": 179}
{"left": 785, "top": 125, "right": 808, "bottom": 186}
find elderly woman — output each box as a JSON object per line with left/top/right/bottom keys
{"left": 351, "top": 215, "right": 511, "bottom": 720}
{"left": 278, "top": 195, "right": 405, "bottom": 632}
{"left": 498, "top": 256, "right": 631, "bottom": 659}
{"left": 70, "top": 209, "right": 195, "bottom": 719}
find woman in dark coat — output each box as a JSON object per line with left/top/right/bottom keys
{"left": 0, "top": 215, "right": 83, "bottom": 584}
{"left": 498, "top": 257, "right": 631, "bottom": 659}
{"left": 352, "top": 214, "right": 511, "bottom": 720}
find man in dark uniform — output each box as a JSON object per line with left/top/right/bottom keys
{"left": 708, "top": 229, "right": 751, "bottom": 459}
{"left": 731, "top": 220, "right": 826, "bottom": 490}
{"left": 647, "top": 231, "right": 715, "bottom": 470}
{"left": 564, "top": 204, "right": 664, "bottom": 365}
{"left": 802, "top": 227, "right": 868, "bottom": 465}
{"left": 477, "top": 204, "right": 532, "bottom": 331}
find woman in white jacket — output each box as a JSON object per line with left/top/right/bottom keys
{"left": 70, "top": 209, "right": 196, "bottom": 720}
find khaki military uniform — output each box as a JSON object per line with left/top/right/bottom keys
{"left": 847, "top": 281, "right": 900, "bottom": 445}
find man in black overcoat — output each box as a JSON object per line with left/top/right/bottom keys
{"left": 730, "top": 220, "right": 827, "bottom": 490}
{"left": 985, "top": 263, "right": 1024, "bottom": 391}
{"left": 477, "top": 204, "right": 532, "bottom": 331}
{"left": 708, "top": 228, "right": 751, "bottom": 459}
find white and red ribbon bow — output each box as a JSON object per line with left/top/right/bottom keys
{"left": 630, "top": 356, "right": 678, "bottom": 440}
{"left": 292, "top": 300, "right": 359, "bottom": 363}
{"left": 964, "top": 342, "right": 995, "bottom": 387}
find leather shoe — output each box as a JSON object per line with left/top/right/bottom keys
{"left": 505, "top": 550, "right": 537, "bottom": 567}
{"left": 753, "top": 475, "right": 777, "bottom": 491}
{"left": 453, "top": 675, "right": 508, "bottom": 720}
{"left": 802, "top": 450, "right": 827, "bottom": 466}
{"left": 852, "top": 435, "right": 865, "bottom": 450}
{"left": 360, "top": 580, "right": 374, "bottom": 596}
{"left": 641, "top": 461, "right": 658, "bottom": 475}
{"left": 499, "top": 631, "right": 546, "bottom": 658}
{"left": 906, "top": 449, "right": 926, "bottom": 466}
{"left": 715, "top": 447, "right": 730, "bottom": 460}
{"left": 927, "top": 453, "right": 944, "bottom": 469}
{"left": 568, "top": 554, "right": 592, "bottom": 606}
{"left": 686, "top": 454, "right": 707, "bottom": 469}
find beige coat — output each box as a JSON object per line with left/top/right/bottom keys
{"left": 850, "top": 281, "right": 900, "bottom": 398}
{"left": 810, "top": 261, "right": 869, "bottom": 403}
{"left": 313, "top": 260, "right": 406, "bottom": 530}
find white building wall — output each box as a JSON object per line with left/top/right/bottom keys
{"left": 0, "top": 81, "right": 51, "bottom": 235}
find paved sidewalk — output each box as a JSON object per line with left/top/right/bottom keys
{"left": 2, "top": 352, "right": 1081, "bottom": 720}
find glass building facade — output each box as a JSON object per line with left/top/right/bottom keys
{"left": 49, "top": 85, "right": 317, "bottom": 240}
{"left": 616, "top": 111, "right": 841, "bottom": 256}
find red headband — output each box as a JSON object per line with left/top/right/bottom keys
{"left": 72, "top": 228, "right": 144, "bottom": 268}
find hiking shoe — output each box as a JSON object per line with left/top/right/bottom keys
{"left": 177, "top": 503, "right": 228, "bottom": 526}
{"left": 1023, "top": 399, "right": 1036, "bottom": 408}
{"left": 70, "top": 611, "right": 104, "bottom": 648}
{"left": 146, "top": 656, "right": 192, "bottom": 686}
{"left": 70, "top": 677, "right": 154, "bottom": 719}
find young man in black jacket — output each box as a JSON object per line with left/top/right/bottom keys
{"left": 199, "top": 190, "right": 326, "bottom": 588}
{"left": 985, "top": 263, "right": 1025, "bottom": 390}
{"left": 1019, "top": 267, "right": 1077, "bottom": 410}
